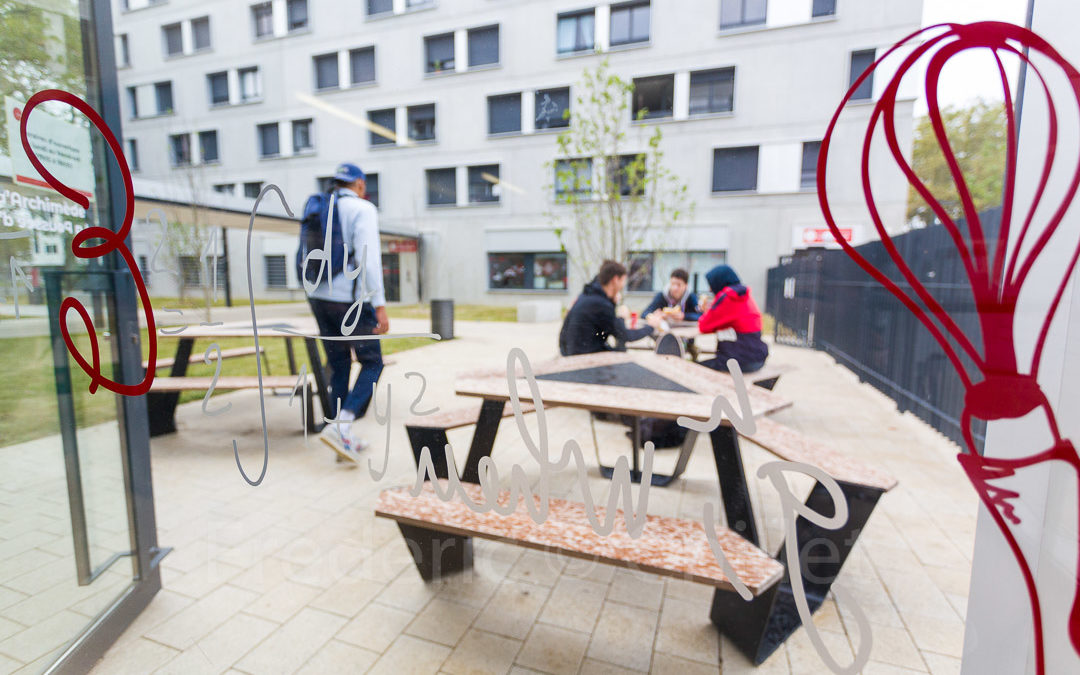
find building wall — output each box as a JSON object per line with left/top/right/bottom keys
{"left": 113, "top": 0, "right": 921, "bottom": 308}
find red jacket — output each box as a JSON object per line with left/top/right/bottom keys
{"left": 698, "top": 284, "right": 763, "bottom": 334}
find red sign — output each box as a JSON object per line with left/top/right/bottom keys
{"left": 802, "top": 227, "right": 852, "bottom": 246}
{"left": 388, "top": 239, "right": 417, "bottom": 253}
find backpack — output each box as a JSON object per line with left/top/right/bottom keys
{"left": 295, "top": 190, "right": 353, "bottom": 290}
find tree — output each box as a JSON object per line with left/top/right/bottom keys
{"left": 907, "top": 99, "right": 1007, "bottom": 228}
{"left": 548, "top": 59, "right": 693, "bottom": 285}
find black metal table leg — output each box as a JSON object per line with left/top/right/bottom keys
{"left": 147, "top": 337, "right": 194, "bottom": 436}
{"left": 303, "top": 336, "right": 331, "bottom": 428}
{"left": 406, "top": 426, "right": 453, "bottom": 480}
{"left": 709, "top": 424, "right": 760, "bottom": 545}
{"left": 284, "top": 337, "right": 298, "bottom": 375}
{"left": 460, "top": 398, "right": 507, "bottom": 484}
{"left": 397, "top": 522, "right": 473, "bottom": 581}
{"left": 597, "top": 417, "right": 692, "bottom": 487}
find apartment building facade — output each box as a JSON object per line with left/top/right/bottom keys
{"left": 112, "top": 0, "right": 922, "bottom": 305}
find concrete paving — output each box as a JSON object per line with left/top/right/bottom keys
{"left": 77, "top": 317, "right": 976, "bottom": 674}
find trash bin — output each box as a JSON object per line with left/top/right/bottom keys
{"left": 431, "top": 299, "right": 454, "bottom": 340}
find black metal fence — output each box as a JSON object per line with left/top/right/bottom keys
{"left": 765, "top": 212, "right": 1001, "bottom": 452}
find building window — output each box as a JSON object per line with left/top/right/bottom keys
{"left": 350, "top": 47, "right": 376, "bottom": 85}
{"left": 169, "top": 134, "right": 191, "bottom": 167}
{"left": 162, "top": 22, "right": 182, "bottom": 56}
{"left": 608, "top": 154, "right": 645, "bottom": 197}
{"left": 610, "top": 1, "right": 650, "bottom": 46}
{"left": 849, "top": 49, "right": 876, "bottom": 101}
{"left": 213, "top": 183, "right": 235, "bottom": 194}
{"left": 126, "top": 86, "right": 138, "bottom": 118}
{"left": 555, "top": 158, "right": 592, "bottom": 199}
{"left": 632, "top": 74, "right": 674, "bottom": 120}
{"left": 627, "top": 253, "right": 654, "bottom": 292}
{"left": 720, "top": 0, "right": 767, "bottom": 29}
{"left": 265, "top": 255, "right": 288, "bottom": 288}
{"left": 801, "top": 141, "right": 821, "bottom": 189}
{"left": 138, "top": 254, "right": 151, "bottom": 287}
{"left": 179, "top": 255, "right": 202, "bottom": 288}
{"left": 258, "top": 122, "right": 280, "bottom": 157}
{"left": 127, "top": 138, "right": 139, "bottom": 172}
{"left": 488, "top": 252, "right": 568, "bottom": 290}
{"left": 314, "top": 53, "right": 339, "bottom": 90}
{"left": 812, "top": 0, "right": 836, "bottom": 18}
{"left": 689, "top": 67, "right": 735, "bottom": 115}
{"left": 292, "top": 118, "right": 313, "bottom": 152}
{"left": 287, "top": 0, "right": 308, "bottom": 31}
{"left": 154, "top": 81, "right": 173, "bottom": 114}
{"left": 199, "top": 130, "right": 219, "bottom": 163}
{"left": 117, "top": 34, "right": 130, "bottom": 67}
{"left": 367, "top": 0, "right": 392, "bottom": 15}
{"left": 406, "top": 0, "right": 434, "bottom": 7}
{"left": 316, "top": 176, "right": 334, "bottom": 192}
{"left": 408, "top": 104, "right": 436, "bottom": 141}
{"left": 244, "top": 181, "right": 264, "bottom": 198}
{"left": 488, "top": 93, "right": 521, "bottom": 135}
{"left": 239, "top": 67, "right": 261, "bottom": 101}
{"left": 365, "top": 173, "right": 380, "bottom": 207}
{"left": 192, "top": 16, "right": 211, "bottom": 51}
{"left": 712, "top": 145, "right": 759, "bottom": 192}
{"left": 426, "top": 168, "right": 457, "bottom": 206}
{"left": 557, "top": 9, "right": 595, "bottom": 54}
{"left": 252, "top": 2, "right": 273, "bottom": 38}
{"left": 369, "top": 108, "right": 396, "bottom": 145}
{"left": 468, "top": 25, "right": 499, "bottom": 68}
{"left": 425, "top": 33, "right": 455, "bottom": 74}
{"left": 208, "top": 72, "right": 230, "bottom": 106}
{"left": 535, "top": 87, "right": 570, "bottom": 129}
{"left": 468, "top": 165, "right": 500, "bottom": 203}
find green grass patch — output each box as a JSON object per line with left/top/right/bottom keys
{"left": 391, "top": 304, "right": 518, "bottom": 322}
{"left": 148, "top": 295, "right": 303, "bottom": 310}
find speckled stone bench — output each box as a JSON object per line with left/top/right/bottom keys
{"left": 375, "top": 481, "right": 784, "bottom": 599}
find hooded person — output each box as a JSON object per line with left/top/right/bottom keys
{"left": 697, "top": 264, "right": 768, "bottom": 373}
{"left": 559, "top": 260, "right": 657, "bottom": 356}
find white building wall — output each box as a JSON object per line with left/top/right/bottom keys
{"left": 113, "top": 0, "right": 921, "bottom": 307}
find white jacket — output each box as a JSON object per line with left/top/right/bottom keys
{"left": 306, "top": 188, "right": 386, "bottom": 307}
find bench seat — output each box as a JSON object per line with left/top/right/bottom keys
{"left": 376, "top": 481, "right": 784, "bottom": 595}
{"left": 149, "top": 375, "right": 310, "bottom": 392}
{"left": 405, "top": 400, "right": 540, "bottom": 431}
{"left": 143, "top": 345, "right": 264, "bottom": 371}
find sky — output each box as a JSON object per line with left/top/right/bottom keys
{"left": 915, "top": 0, "right": 1030, "bottom": 113}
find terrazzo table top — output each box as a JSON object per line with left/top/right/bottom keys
{"left": 376, "top": 481, "right": 784, "bottom": 595}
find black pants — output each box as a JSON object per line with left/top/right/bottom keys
{"left": 308, "top": 299, "right": 383, "bottom": 418}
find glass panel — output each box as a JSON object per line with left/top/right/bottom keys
{"left": 369, "top": 108, "right": 396, "bottom": 145}
{"left": 368, "top": 0, "right": 393, "bottom": 15}
{"left": 850, "top": 49, "right": 876, "bottom": 100}
{"left": 350, "top": 47, "right": 375, "bottom": 84}
{"left": 292, "top": 118, "right": 313, "bottom": 152}
{"left": 425, "top": 33, "right": 455, "bottom": 73}
{"left": 287, "top": 0, "right": 308, "bottom": 30}
{"left": 689, "top": 67, "right": 734, "bottom": 114}
{"left": 632, "top": 74, "right": 674, "bottom": 119}
{"left": 468, "top": 164, "right": 500, "bottom": 203}
{"left": 239, "top": 67, "right": 261, "bottom": 101}
{"left": 154, "top": 81, "right": 172, "bottom": 114}
{"left": 208, "top": 72, "right": 229, "bottom": 105}
{"left": 611, "top": 1, "right": 650, "bottom": 46}
{"left": 199, "top": 130, "right": 218, "bottom": 163}
{"left": 812, "top": 0, "right": 837, "bottom": 17}
{"left": 258, "top": 123, "right": 279, "bottom": 156}
{"left": 162, "top": 23, "right": 182, "bottom": 56}
{"left": 488, "top": 93, "right": 521, "bottom": 134}
{"left": 801, "top": 141, "right": 821, "bottom": 188}
{"left": 426, "top": 168, "right": 456, "bottom": 205}
{"left": 468, "top": 25, "right": 499, "bottom": 67}
{"left": 191, "top": 16, "right": 211, "bottom": 51}
{"left": 557, "top": 11, "right": 594, "bottom": 53}
{"left": 407, "top": 103, "right": 436, "bottom": 141}
{"left": 314, "top": 53, "right": 339, "bottom": 89}
{"left": 252, "top": 2, "right": 273, "bottom": 37}
{"left": 535, "top": 87, "right": 570, "bottom": 129}
{"left": 365, "top": 172, "right": 380, "bottom": 207}
{"left": 712, "top": 146, "right": 759, "bottom": 191}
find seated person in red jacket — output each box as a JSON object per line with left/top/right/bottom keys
{"left": 698, "top": 264, "right": 768, "bottom": 373}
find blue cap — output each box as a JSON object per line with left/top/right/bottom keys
{"left": 333, "top": 162, "right": 365, "bottom": 183}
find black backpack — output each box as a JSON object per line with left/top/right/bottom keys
{"left": 295, "top": 190, "right": 352, "bottom": 288}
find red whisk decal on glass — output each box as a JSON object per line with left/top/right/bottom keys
{"left": 817, "top": 22, "right": 1080, "bottom": 674}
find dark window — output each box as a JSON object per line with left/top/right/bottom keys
{"left": 287, "top": 0, "right": 308, "bottom": 30}
{"left": 314, "top": 52, "right": 339, "bottom": 90}
{"left": 192, "top": 16, "right": 211, "bottom": 50}
{"left": 488, "top": 93, "right": 521, "bottom": 134}
{"left": 138, "top": 254, "right": 151, "bottom": 286}
{"left": 243, "top": 181, "right": 264, "bottom": 198}
{"left": 239, "top": 67, "right": 261, "bottom": 101}
{"left": 118, "top": 34, "right": 130, "bottom": 67}
{"left": 293, "top": 118, "right": 313, "bottom": 152}
{"left": 367, "top": 0, "right": 393, "bottom": 15}
{"left": 801, "top": 141, "right": 821, "bottom": 189}
{"left": 316, "top": 176, "right": 334, "bottom": 192}
{"left": 252, "top": 2, "right": 273, "bottom": 38}
{"left": 350, "top": 47, "right": 376, "bottom": 84}
{"left": 265, "top": 255, "right": 288, "bottom": 288}
{"left": 208, "top": 72, "right": 230, "bottom": 105}
{"left": 169, "top": 134, "right": 190, "bottom": 167}
{"left": 555, "top": 158, "right": 592, "bottom": 199}
{"left": 199, "top": 130, "right": 219, "bottom": 163}
{"left": 408, "top": 104, "right": 436, "bottom": 141}
{"left": 127, "top": 139, "right": 139, "bottom": 172}
{"left": 535, "top": 87, "right": 570, "bottom": 129}
{"left": 258, "top": 122, "right": 280, "bottom": 157}
{"left": 426, "top": 168, "right": 457, "bottom": 206}
{"left": 689, "top": 67, "right": 735, "bottom": 114}
{"left": 468, "top": 165, "right": 500, "bottom": 203}
{"left": 369, "top": 108, "right": 396, "bottom": 145}
{"left": 720, "top": 0, "right": 767, "bottom": 29}
{"left": 154, "top": 81, "right": 173, "bottom": 114}
{"left": 557, "top": 9, "right": 595, "bottom": 54}
{"left": 488, "top": 252, "right": 568, "bottom": 290}
{"left": 213, "top": 183, "right": 235, "bottom": 194}
{"left": 627, "top": 253, "right": 654, "bottom": 292}
{"left": 850, "top": 49, "right": 875, "bottom": 101}
{"left": 127, "top": 86, "right": 138, "bottom": 118}
{"left": 608, "top": 154, "right": 645, "bottom": 197}
{"left": 179, "top": 256, "right": 201, "bottom": 287}
{"left": 632, "top": 75, "right": 674, "bottom": 120}
{"left": 162, "top": 22, "right": 182, "bottom": 56}
{"left": 425, "top": 33, "right": 455, "bottom": 73}
{"left": 468, "top": 25, "right": 499, "bottom": 67}
{"left": 712, "top": 146, "right": 759, "bottom": 192}
{"left": 812, "top": 0, "right": 836, "bottom": 17}
{"left": 610, "top": 1, "right": 650, "bottom": 46}
{"left": 365, "top": 173, "right": 380, "bottom": 207}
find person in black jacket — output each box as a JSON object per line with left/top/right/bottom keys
{"left": 641, "top": 268, "right": 701, "bottom": 322}
{"left": 559, "top": 260, "right": 660, "bottom": 356}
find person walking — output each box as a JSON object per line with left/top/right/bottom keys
{"left": 300, "top": 162, "right": 389, "bottom": 461}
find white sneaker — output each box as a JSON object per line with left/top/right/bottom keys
{"left": 320, "top": 425, "right": 368, "bottom": 465}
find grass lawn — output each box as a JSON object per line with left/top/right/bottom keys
{"left": 0, "top": 329, "right": 433, "bottom": 448}
{"left": 148, "top": 295, "right": 304, "bottom": 310}
{"left": 391, "top": 304, "right": 518, "bottom": 322}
